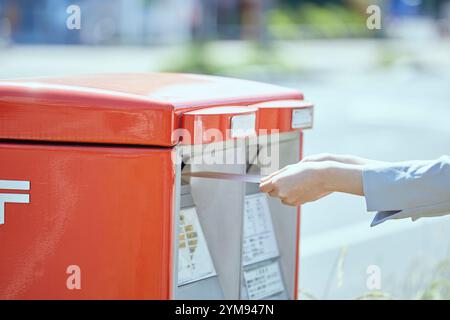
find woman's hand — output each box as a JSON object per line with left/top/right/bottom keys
{"left": 259, "top": 156, "right": 365, "bottom": 206}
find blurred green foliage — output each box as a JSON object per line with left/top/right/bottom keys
{"left": 418, "top": 258, "right": 450, "bottom": 299}
{"left": 267, "top": 3, "right": 372, "bottom": 39}
{"left": 163, "top": 2, "right": 384, "bottom": 76}
{"left": 299, "top": 256, "right": 450, "bottom": 300}
{"left": 165, "top": 41, "right": 303, "bottom": 78}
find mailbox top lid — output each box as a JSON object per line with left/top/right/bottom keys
{"left": 0, "top": 73, "right": 303, "bottom": 147}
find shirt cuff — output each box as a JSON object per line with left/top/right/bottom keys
{"left": 362, "top": 164, "right": 392, "bottom": 212}
{"left": 370, "top": 210, "right": 402, "bottom": 227}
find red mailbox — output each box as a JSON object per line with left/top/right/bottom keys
{"left": 0, "top": 73, "right": 313, "bottom": 299}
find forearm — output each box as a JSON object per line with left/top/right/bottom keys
{"left": 303, "top": 153, "right": 387, "bottom": 166}
{"left": 323, "top": 161, "right": 365, "bottom": 196}
{"left": 334, "top": 155, "right": 386, "bottom": 166}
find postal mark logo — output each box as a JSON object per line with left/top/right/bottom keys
{"left": 0, "top": 180, "right": 30, "bottom": 225}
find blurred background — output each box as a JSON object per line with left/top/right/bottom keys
{"left": 1, "top": 0, "right": 450, "bottom": 299}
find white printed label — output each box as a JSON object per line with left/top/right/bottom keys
{"left": 177, "top": 207, "right": 217, "bottom": 286}
{"left": 231, "top": 113, "right": 256, "bottom": 138}
{"left": 244, "top": 261, "right": 285, "bottom": 300}
{"left": 242, "top": 193, "right": 279, "bottom": 266}
{"left": 0, "top": 180, "right": 30, "bottom": 225}
{"left": 291, "top": 108, "right": 313, "bottom": 129}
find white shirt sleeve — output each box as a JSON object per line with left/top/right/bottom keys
{"left": 362, "top": 156, "right": 450, "bottom": 226}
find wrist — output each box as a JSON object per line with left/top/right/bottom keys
{"left": 319, "top": 161, "right": 342, "bottom": 193}
{"left": 322, "top": 161, "right": 364, "bottom": 196}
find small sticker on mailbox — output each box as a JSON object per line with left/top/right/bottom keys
{"left": 244, "top": 260, "right": 285, "bottom": 300}
{"left": 178, "top": 207, "right": 217, "bottom": 286}
{"left": 291, "top": 108, "right": 313, "bottom": 129}
{"left": 231, "top": 113, "right": 256, "bottom": 138}
{"left": 243, "top": 193, "right": 279, "bottom": 266}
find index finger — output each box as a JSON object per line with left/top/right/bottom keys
{"left": 259, "top": 179, "right": 275, "bottom": 193}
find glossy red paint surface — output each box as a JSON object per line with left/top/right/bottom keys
{"left": 0, "top": 73, "right": 303, "bottom": 146}
{"left": 0, "top": 143, "right": 174, "bottom": 299}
